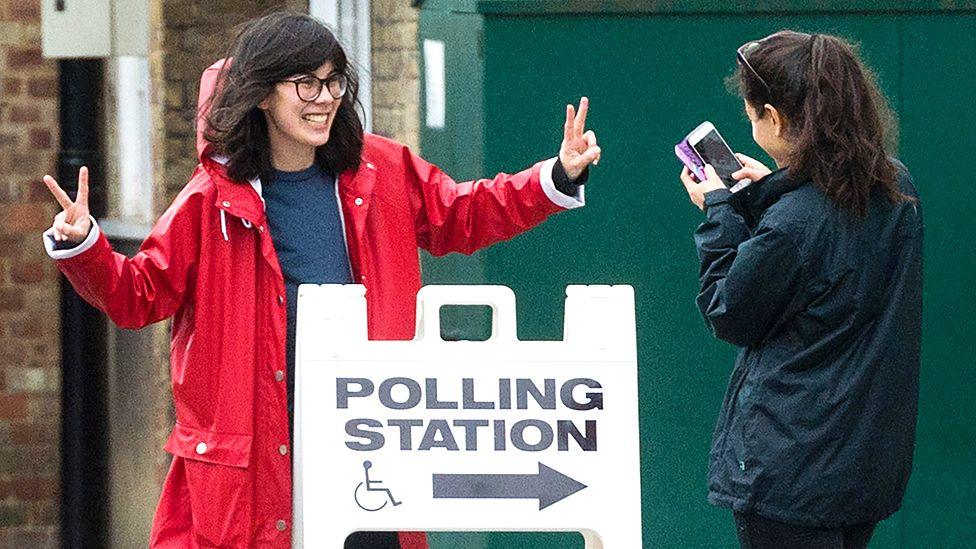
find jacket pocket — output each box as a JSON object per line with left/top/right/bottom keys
{"left": 729, "top": 360, "right": 763, "bottom": 482}
{"left": 164, "top": 423, "right": 253, "bottom": 547}
{"left": 165, "top": 422, "right": 252, "bottom": 467}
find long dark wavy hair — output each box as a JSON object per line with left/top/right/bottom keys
{"left": 733, "top": 30, "right": 912, "bottom": 217}
{"left": 203, "top": 12, "right": 363, "bottom": 183}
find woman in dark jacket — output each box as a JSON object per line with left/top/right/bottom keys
{"left": 679, "top": 31, "right": 923, "bottom": 549}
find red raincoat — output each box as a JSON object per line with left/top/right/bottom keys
{"left": 47, "top": 61, "right": 582, "bottom": 547}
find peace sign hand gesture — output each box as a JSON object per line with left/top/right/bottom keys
{"left": 559, "top": 97, "right": 602, "bottom": 182}
{"left": 43, "top": 167, "right": 92, "bottom": 244}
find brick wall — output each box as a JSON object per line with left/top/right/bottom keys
{"left": 0, "top": 0, "right": 61, "bottom": 546}
{"left": 372, "top": 0, "right": 420, "bottom": 151}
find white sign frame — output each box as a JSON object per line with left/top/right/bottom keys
{"left": 294, "top": 285, "right": 642, "bottom": 548}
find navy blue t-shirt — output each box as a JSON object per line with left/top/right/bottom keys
{"left": 264, "top": 164, "right": 352, "bottom": 430}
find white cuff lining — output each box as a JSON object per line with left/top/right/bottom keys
{"left": 539, "top": 157, "right": 585, "bottom": 210}
{"left": 43, "top": 216, "right": 100, "bottom": 260}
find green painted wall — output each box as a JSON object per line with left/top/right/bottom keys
{"left": 896, "top": 14, "right": 976, "bottom": 546}
{"left": 419, "top": 3, "right": 976, "bottom": 547}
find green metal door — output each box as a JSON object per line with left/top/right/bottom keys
{"left": 418, "top": 2, "right": 976, "bottom": 547}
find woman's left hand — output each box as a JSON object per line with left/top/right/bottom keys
{"left": 680, "top": 164, "right": 727, "bottom": 211}
{"left": 560, "top": 97, "right": 602, "bottom": 181}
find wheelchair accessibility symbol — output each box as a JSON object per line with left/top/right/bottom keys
{"left": 354, "top": 461, "right": 402, "bottom": 512}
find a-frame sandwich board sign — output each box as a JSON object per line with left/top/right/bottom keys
{"left": 294, "top": 284, "right": 642, "bottom": 548}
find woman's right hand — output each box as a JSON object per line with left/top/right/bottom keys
{"left": 43, "top": 167, "right": 92, "bottom": 244}
{"left": 733, "top": 153, "right": 772, "bottom": 182}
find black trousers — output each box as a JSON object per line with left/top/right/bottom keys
{"left": 734, "top": 512, "right": 877, "bottom": 549}
{"left": 344, "top": 531, "right": 401, "bottom": 549}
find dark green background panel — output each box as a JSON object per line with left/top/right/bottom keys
{"left": 419, "top": 5, "right": 975, "bottom": 548}
{"left": 898, "top": 14, "right": 976, "bottom": 548}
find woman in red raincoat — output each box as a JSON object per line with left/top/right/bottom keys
{"left": 41, "top": 11, "right": 600, "bottom": 549}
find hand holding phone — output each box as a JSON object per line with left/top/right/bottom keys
{"left": 675, "top": 141, "right": 707, "bottom": 183}
{"left": 680, "top": 164, "right": 727, "bottom": 211}
{"left": 676, "top": 121, "right": 751, "bottom": 193}
{"left": 732, "top": 152, "right": 773, "bottom": 182}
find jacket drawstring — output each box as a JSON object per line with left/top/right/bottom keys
{"left": 220, "top": 210, "right": 229, "bottom": 241}
{"left": 220, "top": 211, "right": 255, "bottom": 241}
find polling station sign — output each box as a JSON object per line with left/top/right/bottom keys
{"left": 293, "top": 285, "right": 642, "bottom": 548}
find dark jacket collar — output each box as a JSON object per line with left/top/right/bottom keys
{"left": 730, "top": 168, "right": 808, "bottom": 226}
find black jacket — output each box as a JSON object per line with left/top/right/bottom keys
{"left": 695, "top": 163, "right": 923, "bottom": 527}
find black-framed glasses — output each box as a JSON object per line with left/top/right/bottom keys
{"left": 736, "top": 41, "right": 773, "bottom": 99}
{"left": 280, "top": 72, "right": 348, "bottom": 101}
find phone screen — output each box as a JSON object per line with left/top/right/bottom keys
{"left": 691, "top": 130, "right": 742, "bottom": 188}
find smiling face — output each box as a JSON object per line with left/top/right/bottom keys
{"left": 259, "top": 61, "right": 342, "bottom": 171}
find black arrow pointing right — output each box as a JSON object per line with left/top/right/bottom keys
{"left": 432, "top": 462, "right": 587, "bottom": 510}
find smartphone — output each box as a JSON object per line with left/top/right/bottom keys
{"left": 674, "top": 140, "right": 707, "bottom": 183}
{"left": 685, "top": 121, "right": 751, "bottom": 192}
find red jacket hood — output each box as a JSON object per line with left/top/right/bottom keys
{"left": 194, "top": 58, "right": 269, "bottom": 224}
{"left": 196, "top": 58, "right": 227, "bottom": 162}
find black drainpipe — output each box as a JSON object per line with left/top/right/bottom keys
{"left": 57, "top": 58, "right": 108, "bottom": 549}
